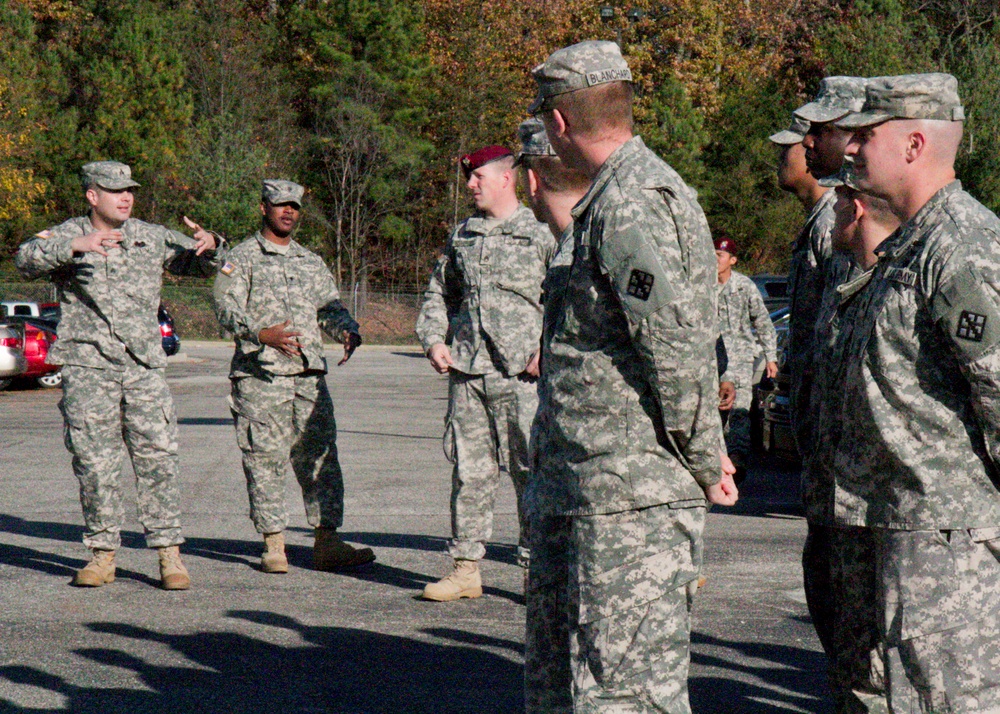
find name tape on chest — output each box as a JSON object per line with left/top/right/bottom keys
{"left": 957, "top": 310, "right": 988, "bottom": 342}
{"left": 626, "top": 269, "right": 655, "bottom": 301}
{"left": 884, "top": 266, "right": 917, "bottom": 287}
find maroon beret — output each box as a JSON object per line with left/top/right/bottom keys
{"left": 460, "top": 145, "right": 513, "bottom": 178}
{"left": 714, "top": 236, "right": 737, "bottom": 255}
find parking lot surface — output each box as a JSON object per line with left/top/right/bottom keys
{"left": 0, "top": 342, "right": 829, "bottom": 713}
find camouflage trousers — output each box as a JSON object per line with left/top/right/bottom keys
{"left": 874, "top": 528, "right": 1000, "bottom": 713}
{"left": 444, "top": 370, "right": 534, "bottom": 566}
{"left": 59, "top": 362, "right": 183, "bottom": 550}
{"left": 525, "top": 503, "right": 705, "bottom": 713}
{"left": 722, "top": 364, "right": 755, "bottom": 460}
{"left": 229, "top": 373, "right": 344, "bottom": 534}
{"left": 802, "top": 524, "right": 887, "bottom": 713}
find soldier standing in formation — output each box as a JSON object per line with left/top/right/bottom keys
{"left": 526, "top": 41, "right": 737, "bottom": 712}
{"left": 824, "top": 73, "right": 1000, "bottom": 711}
{"left": 15, "top": 161, "right": 225, "bottom": 590}
{"left": 212, "top": 180, "right": 373, "bottom": 574}
{"left": 416, "top": 145, "right": 556, "bottom": 601}
{"left": 713, "top": 235, "right": 778, "bottom": 482}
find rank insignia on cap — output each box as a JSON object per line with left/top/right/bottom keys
{"left": 220, "top": 262, "right": 235, "bottom": 276}
{"left": 35, "top": 230, "right": 52, "bottom": 239}
{"left": 957, "top": 310, "right": 987, "bottom": 342}
{"left": 626, "top": 269, "right": 655, "bottom": 301}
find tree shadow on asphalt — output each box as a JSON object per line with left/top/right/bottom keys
{"left": 690, "top": 632, "right": 832, "bottom": 713}
{"left": 0, "top": 611, "right": 524, "bottom": 714}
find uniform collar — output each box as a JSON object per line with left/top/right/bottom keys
{"left": 254, "top": 230, "right": 304, "bottom": 256}
{"left": 465, "top": 204, "right": 530, "bottom": 236}
{"left": 874, "top": 180, "right": 962, "bottom": 262}
{"left": 571, "top": 135, "right": 644, "bottom": 220}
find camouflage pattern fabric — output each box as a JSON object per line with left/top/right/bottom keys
{"left": 717, "top": 270, "right": 777, "bottom": 459}
{"left": 59, "top": 362, "right": 183, "bottom": 550}
{"left": 876, "top": 528, "right": 1000, "bottom": 712}
{"left": 444, "top": 370, "right": 535, "bottom": 565}
{"left": 229, "top": 373, "right": 344, "bottom": 533}
{"left": 786, "top": 189, "right": 838, "bottom": 460}
{"left": 824, "top": 182, "right": 1000, "bottom": 529}
{"left": 16, "top": 215, "right": 224, "bottom": 370}
{"left": 525, "top": 504, "right": 704, "bottom": 713}
{"left": 802, "top": 524, "right": 887, "bottom": 714}
{"left": 415, "top": 204, "right": 556, "bottom": 378}
{"left": 530, "top": 136, "right": 722, "bottom": 518}
{"left": 214, "top": 231, "right": 359, "bottom": 379}
{"left": 837, "top": 73, "right": 964, "bottom": 128}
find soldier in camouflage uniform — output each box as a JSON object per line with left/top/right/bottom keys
{"left": 800, "top": 163, "right": 899, "bottom": 713}
{"left": 527, "top": 41, "right": 737, "bottom": 712}
{"left": 714, "top": 235, "right": 778, "bottom": 480}
{"left": 824, "top": 73, "right": 1000, "bottom": 712}
{"left": 14, "top": 161, "right": 226, "bottom": 590}
{"left": 213, "top": 180, "right": 373, "bottom": 574}
{"left": 415, "top": 145, "right": 556, "bottom": 601}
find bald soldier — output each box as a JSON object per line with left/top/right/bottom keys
{"left": 213, "top": 180, "right": 373, "bottom": 573}
{"left": 529, "top": 41, "right": 737, "bottom": 712}
{"left": 830, "top": 73, "right": 1000, "bottom": 710}
{"left": 15, "top": 160, "right": 225, "bottom": 590}
{"left": 416, "top": 145, "right": 556, "bottom": 601}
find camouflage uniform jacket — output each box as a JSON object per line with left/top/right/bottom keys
{"left": 531, "top": 136, "right": 722, "bottom": 517}
{"left": 15, "top": 216, "right": 224, "bottom": 370}
{"left": 717, "top": 270, "right": 778, "bottom": 384}
{"left": 213, "top": 231, "right": 358, "bottom": 378}
{"left": 415, "top": 204, "right": 556, "bottom": 377}
{"left": 825, "top": 182, "right": 1000, "bottom": 529}
{"left": 801, "top": 259, "right": 869, "bottom": 525}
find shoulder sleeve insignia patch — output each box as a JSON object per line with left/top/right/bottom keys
{"left": 220, "top": 261, "right": 235, "bottom": 276}
{"left": 626, "top": 269, "right": 654, "bottom": 301}
{"left": 35, "top": 230, "right": 52, "bottom": 239}
{"left": 957, "top": 310, "right": 987, "bottom": 342}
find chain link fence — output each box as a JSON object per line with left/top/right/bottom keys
{"left": 0, "top": 281, "right": 423, "bottom": 345}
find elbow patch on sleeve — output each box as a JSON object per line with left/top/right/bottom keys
{"left": 599, "top": 239, "right": 676, "bottom": 324}
{"left": 934, "top": 264, "right": 1000, "bottom": 362}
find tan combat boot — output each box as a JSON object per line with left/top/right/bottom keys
{"left": 261, "top": 532, "right": 289, "bottom": 574}
{"left": 157, "top": 546, "right": 191, "bottom": 590}
{"left": 72, "top": 549, "right": 116, "bottom": 587}
{"left": 313, "top": 528, "right": 376, "bottom": 571}
{"left": 421, "top": 559, "right": 483, "bottom": 602}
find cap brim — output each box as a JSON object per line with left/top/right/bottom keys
{"left": 768, "top": 130, "right": 804, "bottom": 145}
{"left": 528, "top": 94, "right": 545, "bottom": 115}
{"left": 817, "top": 175, "right": 845, "bottom": 188}
{"left": 95, "top": 178, "right": 140, "bottom": 190}
{"left": 835, "top": 110, "right": 893, "bottom": 129}
{"left": 794, "top": 102, "right": 850, "bottom": 124}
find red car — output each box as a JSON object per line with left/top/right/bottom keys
{"left": 2, "top": 317, "right": 61, "bottom": 388}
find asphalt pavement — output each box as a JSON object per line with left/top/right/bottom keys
{"left": 0, "top": 342, "right": 830, "bottom": 713}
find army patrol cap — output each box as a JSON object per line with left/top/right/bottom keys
{"left": 529, "top": 40, "right": 633, "bottom": 114}
{"left": 817, "top": 158, "right": 861, "bottom": 190}
{"left": 836, "top": 73, "right": 965, "bottom": 129}
{"left": 514, "top": 118, "right": 557, "bottom": 166}
{"left": 81, "top": 161, "right": 140, "bottom": 190}
{"left": 794, "top": 76, "right": 867, "bottom": 124}
{"left": 261, "top": 179, "right": 305, "bottom": 207}
{"left": 768, "top": 115, "right": 810, "bottom": 145}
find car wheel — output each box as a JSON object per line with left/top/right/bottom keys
{"left": 36, "top": 371, "right": 62, "bottom": 388}
{"left": 0, "top": 377, "right": 10, "bottom": 391}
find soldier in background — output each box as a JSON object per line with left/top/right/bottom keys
{"left": 770, "top": 114, "right": 826, "bottom": 211}
{"left": 714, "top": 235, "right": 778, "bottom": 483}
{"left": 15, "top": 160, "right": 225, "bottom": 590}
{"left": 830, "top": 73, "right": 1000, "bottom": 711}
{"left": 528, "top": 41, "right": 737, "bottom": 712}
{"left": 416, "top": 145, "right": 556, "bottom": 602}
{"left": 213, "top": 180, "right": 373, "bottom": 574}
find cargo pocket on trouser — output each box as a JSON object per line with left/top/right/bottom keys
{"left": 572, "top": 505, "right": 703, "bottom": 705}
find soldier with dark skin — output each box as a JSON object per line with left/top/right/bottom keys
{"left": 213, "top": 180, "right": 373, "bottom": 574}
{"left": 528, "top": 41, "right": 736, "bottom": 712}
{"left": 15, "top": 161, "right": 224, "bottom": 591}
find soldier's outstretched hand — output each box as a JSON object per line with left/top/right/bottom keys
{"left": 339, "top": 331, "right": 362, "bottom": 365}
{"left": 183, "top": 216, "right": 218, "bottom": 255}
{"left": 427, "top": 343, "right": 454, "bottom": 374}
{"left": 705, "top": 454, "right": 739, "bottom": 506}
{"left": 71, "top": 229, "right": 122, "bottom": 257}
{"left": 258, "top": 320, "right": 303, "bottom": 357}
